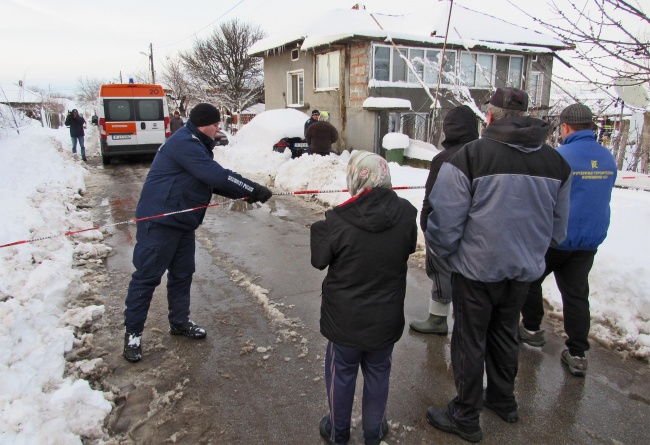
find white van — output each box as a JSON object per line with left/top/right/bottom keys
{"left": 98, "top": 83, "right": 170, "bottom": 164}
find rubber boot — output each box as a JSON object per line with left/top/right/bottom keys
{"left": 409, "top": 314, "right": 448, "bottom": 335}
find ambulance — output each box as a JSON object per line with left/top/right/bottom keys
{"left": 98, "top": 83, "right": 170, "bottom": 164}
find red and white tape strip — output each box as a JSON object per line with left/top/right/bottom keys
{"left": 0, "top": 185, "right": 426, "bottom": 249}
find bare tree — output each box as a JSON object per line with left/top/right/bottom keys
{"left": 515, "top": 0, "right": 649, "bottom": 86}
{"left": 160, "top": 56, "right": 195, "bottom": 116}
{"left": 76, "top": 77, "right": 105, "bottom": 106}
{"left": 181, "top": 18, "right": 266, "bottom": 113}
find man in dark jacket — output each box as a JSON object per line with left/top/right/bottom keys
{"left": 410, "top": 105, "right": 479, "bottom": 335}
{"left": 304, "top": 109, "right": 320, "bottom": 136}
{"left": 520, "top": 103, "right": 617, "bottom": 377}
{"left": 122, "top": 103, "right": 272, "bottom": 363}
{"left": 64, "top": 109, "right": 87, "bottom": 161}
{"left": 425, "top": 88, "right": 572, "bottom": 442}
{"left": 169, "top": 111, "right": 184, "bottom": 134}
{"left": 311, "top": 151, "right": 417, "bottom": 445}
{"left": 305, "top": 112, "right": 339, "bottom": 155}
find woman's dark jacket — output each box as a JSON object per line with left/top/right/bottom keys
{"left": 310, "top": 188, "right": 418, "bottom": 350}
{"left": 135, "top": 121, "right": 257, "bottom": 230}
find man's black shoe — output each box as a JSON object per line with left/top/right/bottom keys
{"left": 169, "top": 320, "right": 207, "bottom": 339}
{"left": 426, "top": 406, "right": 482, "bottom": 443}
{"left": 483, "top": 392, "right": 519, "bottom": 423}
{"left": 123, "top": 332, "right": 142, "bottom": 362}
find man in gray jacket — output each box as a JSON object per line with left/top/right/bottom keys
{"left": 425, "top": 88, "right": 572, "bottom": 442}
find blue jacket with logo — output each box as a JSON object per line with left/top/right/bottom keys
{"left": 555, "top": 129, "right": 617, "bottom": 250}
{"left": 135, "top": 121, "right": 257, "bottom": 230}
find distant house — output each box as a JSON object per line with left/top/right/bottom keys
{"left": 248, "top": 4, "right": 569, "bottom": 154}
{"left": 0, "top": 83, "right": 44, "bottom": 121}
{"left": 0, "top": 82, "right": 66, "bottom": 129}
{"left": 237, "top": 103, "right": 265, "bottom": 127}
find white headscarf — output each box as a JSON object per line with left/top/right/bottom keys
{"left": 346, "top": 151, "right": 392, "bottom": 197}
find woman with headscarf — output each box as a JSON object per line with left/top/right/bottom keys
{"left": 310, "top": 151, "right": 418, "bottom": 445}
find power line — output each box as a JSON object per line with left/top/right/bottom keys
{"left": 156, "top": 0, "right": 247, "bottom": 49}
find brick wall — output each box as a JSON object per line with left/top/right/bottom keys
{"left": 349, "top": 44, "right": 369, "bottom": 105}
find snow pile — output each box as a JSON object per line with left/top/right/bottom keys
{"left": 0, "top": 125, "right": 111, "bottom": 443}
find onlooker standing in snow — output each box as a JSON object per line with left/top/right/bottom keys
{"left": 310, "top": 151, "right": 417, "bottom": 445}
{"left": 409, "top": 105, "right": 479, "bottom": 335}
{"left": 520, "top": 103, "right": 617, "bottom": 377}
{"left": 425, "top": 88, "right": 572, "bottom": 442}
{"left": 169, "top": 111, "right": 184, "bottom": 134}
{"left": 304, "top": 109, "right": 320, "bottom": 136}
{"left": 122, "top": 103, "right": 273, "bottom": 363}
{"left": 305, "top": 111, "right": 338, "bottom": 156}
{"left": 64, "top": 109, "right": 87, "bottom": 161}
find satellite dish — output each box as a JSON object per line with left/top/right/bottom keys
{"left": 613, "top": 77, "right": 650, "bottom": 108}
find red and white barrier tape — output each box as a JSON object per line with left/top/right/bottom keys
{"left": 0, "top": 185, "right": 426, "bottom": 249}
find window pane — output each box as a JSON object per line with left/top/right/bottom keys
{"left": 460, "top": 53, "right": 475, "bottom": 86}
{"left": 136, "top": 99, "right": 163, "bottom": 121}
{"left": 392, "top": 47, "right": 407, "bottom": 82}
{"left": 424, "top": 50, "right": 440, "bottom": 84}
{"left": 476, "top": 54, "right": 493, "bottom": 87}
{"left": 288, "top": 72, "right": 304, "bottom": 105}
{"left": 408, "top": 49, "right": 425, "bottom": 83}
{"left": 443, "top": 51, "right": 456, "bottom": 78}
{"left": 374, "top": 47, "right": 390, "bottom": 81}
{"left": 509, "top": 56, "right": 523, "bottom": 88}
{"left": 329, "top": 52, "right": 339, "bottom": 87}
{"left": 495, "top": 56, "right": 509, "bottom": 88}
{"left": 317, "top": 54, "right": 328, "bottom": 88}
{"left": 105, "top": 99, "right": 132, "bottom": 121}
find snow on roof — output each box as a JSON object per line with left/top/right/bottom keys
{"left": 363, "top": 97, "right": 412, "bottom": 110}
{"left": 249, "top": 3, "right": 566, "bottom": 56}
{"left": 241, "top": 103, "right": 266, "bottom": 115}
{"left": 0, "top": 83, "right": 43, "bottom": 104}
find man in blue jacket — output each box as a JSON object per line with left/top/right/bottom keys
{"left": 520, "top": 103, "right": 617, "bottom": 377}
{"left": 123, "top": 103, "right": 272, "bottom": 363}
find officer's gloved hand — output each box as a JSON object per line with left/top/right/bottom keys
{"left": 249, "top": 183, "right": 273, "bottom": 204}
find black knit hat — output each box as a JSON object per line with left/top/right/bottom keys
{"left": 486, "top": 87, "right": 528, "bottom": 111}
{"left": 189, "top": 103, "right": 221, "bottom": 126}
{"left": 559, "top": 103, "right": 593, "bottom": 125}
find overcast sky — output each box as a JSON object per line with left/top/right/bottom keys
{"left": 0, "top": 0, "right": 639, "bottom": 97}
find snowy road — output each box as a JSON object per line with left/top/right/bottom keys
{"left": 81, "top": 156, "right": 650, "bottom": 445}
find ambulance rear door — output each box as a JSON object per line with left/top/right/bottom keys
{"left": 133, "top": 92, "right": 167, "bottom": 149}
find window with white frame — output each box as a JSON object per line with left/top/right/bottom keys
{"left": 316, "top": 51, "right": 340, "bottom": 89}
{"left": 373, "top": 44, "right": 456, "bottom": 85}
{"left": 460, "top": 52, "right": 494, "bottom": 87}
{"left": 460, "top": 52, "right": 524, "bottom": 88}
{"left": 287, "top": 70, "right": 304, "bottom": 106}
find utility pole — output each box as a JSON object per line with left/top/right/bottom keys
{"left": 149, "top": 43, "right": 156, "bottom": 84}
{"left": 140, "top": 44, "right": 156, "bottom": 84}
